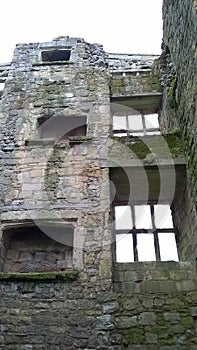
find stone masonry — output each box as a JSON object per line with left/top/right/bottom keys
{"left": 0, "top": 1, "right": 196, "bottom": 348}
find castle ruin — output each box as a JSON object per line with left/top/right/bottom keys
{"left": 0, "top": 0, "right": 196, "bottom": 349}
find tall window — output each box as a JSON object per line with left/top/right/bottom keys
{"left": 113, "top": 113, "right": 160, "bottom": 137}
{"left": 115, "top": 204, "right": 179, "bottom": 262}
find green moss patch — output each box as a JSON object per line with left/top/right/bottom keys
{"left": 122, "top": 328, "right": 145, "bottom": 345}
{"left": 110, "top": 136, "right": 151, "bottom": 159}
{"left": 168, "top": 76, "right": 177, "bottom": 108}
{"left": 0, "top": 270, "right": 78, "bottom": 281}
{"left": 164, "top": 133, "right": 184, "bottom": 157}
{"left": 110, "top": 133, "right": 184, "bottom": 159}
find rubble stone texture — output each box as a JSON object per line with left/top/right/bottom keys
{"left": 0, "top": 1, "right": 196, "bottom": 348}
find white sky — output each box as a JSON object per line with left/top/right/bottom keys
{"left": 0, "top": 0, "right": 163, "bottom": 63}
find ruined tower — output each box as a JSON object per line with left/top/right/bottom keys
{"left": 0, "top": 0, "right": 196, "bottom": 348}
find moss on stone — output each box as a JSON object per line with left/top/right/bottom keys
{"left": 112, "top": 79, "right": 124, "bottom": 87}
{"left": 164, "top": 133, "right": 184, "bottom": 157}
{"left": 144, "top": 58, "right": 162, "bottom": 92}
{"left": 110, "top": 132, "right": 184, "bottom": 159}
{"left": 44, "top": 147, "right": 64, "bottom": 200}
{"left": 168, "top": 76, "right": 177, "bottom": 98}
{"left": 110, "top": 136, "right": 151, "bottom": 159}
{"left": 0, "top": 270, "right": 78, "bottom": 281}
{"left": 139, "top": 72, "right": 162, "bottom": 92}
{"left": 129, "top": 140, "right": 151, "bottom": 159}
{"left": 169, "top": 127, "right": 181, "bottom": 134}
{"left": 181, "top": 316, "right": 194, "bottom": 328}
{"left": 122, "top": 328, "right": 145, "bottom": 345}
{"left": 168, "top": 76, "right": 177, "bottom": 108}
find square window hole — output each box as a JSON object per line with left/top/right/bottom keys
{"left": 41, "top": 49, "right": 71, "bottom": 62}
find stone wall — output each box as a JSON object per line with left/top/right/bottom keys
{"left": 172, "top": 175, "right": 197, "bottom": 260}
{"left": 0, "top": 273, "right": 105, "bottom": 350}
{"left": 0, "top": 37, "right": 112, "bottom": 276}
{"left": 111, "top": 261, "right": 197, "bottom": 349}
{"left": 109, "top": 54, "right": 161, "bottom": 97}
{"left": 0, "top": 30, "right": 196, "bottom": 349}
{"left": 161, "top": 0, "right": 197, "bottom": 259}
{"left": 0, "top": 262, "right": 197, "bottom": 350}
{"left": 0, "top": 63, "right": 9, "bottom": 99}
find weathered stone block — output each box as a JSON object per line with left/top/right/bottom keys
{"left": 19, "top": 252, "right": 33, "bottom": 261}
{"left": 99, "top": 259, "right": 112, "bottom": 279}
{"left": 145, "top": 332, "right": 158, "bottom": 344}
{"left": 138, "top": 312, "right": 157, "bottom": 325}
{"left": 175, "top": 280, "right": 197, "bottom": 292}
{"left": 114, "top": 316, "right": 138, "bottom": 329}
{"left": 6, "top": 249, "right": 19, "bottom": 260}
{"left": 190, "top": 306, "right": 197, "bottom": 317}
{"left": 102, "top": 301, "right": 119, "bottom": 314}
{"left": 163, "top": 312, "right": 180, "bottom": 324}
{"left": 123, "top": 297, "right": 141, "bottom": 310}
{"left": 96, "top": 315, "right": 114, "bottom": 330}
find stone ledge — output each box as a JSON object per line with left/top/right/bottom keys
{"left": 0, "top": 270, "right": 79, "bottom": 281}
{"left": 101, "top": 157, "right": 186, "bottom": 168}
{"left": 69, "top": 136, "right": 92, "bottom": 145}
{"left": 111, "top": 69, "right": 152, "bottom": 74}
{"left": 0, "top": 62, "right": 11, "bottom": 71}
{"left": 25, "top": 139, "right": 54, "bottom": 146}
{"left": 25, "top": 137, "right": 92, "bottom": 147}
{"left": 113, "top": 261, "right": 196, "bottom": 271}
{"left": 106, "top": 133, "right": 185, "bottom": 162}
{"left": 32, "top": 61, "right": 74, "bottom": 66}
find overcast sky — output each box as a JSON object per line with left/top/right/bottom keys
{"left": 0, "top": 0, "right": 163, "bottom": 63}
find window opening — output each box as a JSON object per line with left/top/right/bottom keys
{"left": 2, "top": 225, "right": 74, "bottom": 272}
{"left": 41, "top": 49, "right": 71, "bottom": 62}
{"left": 115, "top": 204, "right": 179, "bottom": 262}
{"left": 113, "top": 113, "right": 160, "bottom": 137}
{"left": 0, "top": 82, "right": 5, "bottom": 91}
{"left": 37, "top": 115, "right": 87, "bottom": 142}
